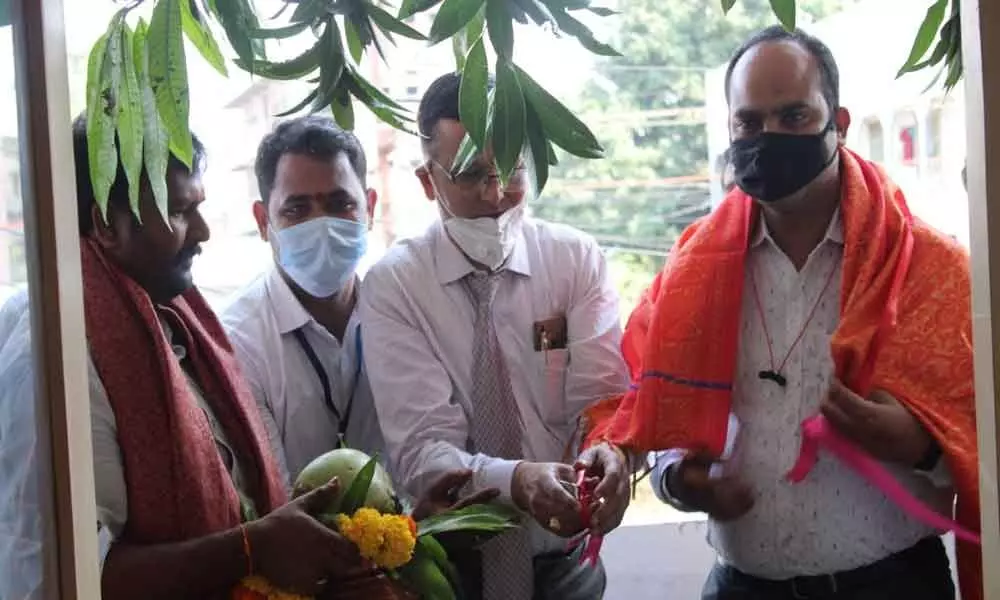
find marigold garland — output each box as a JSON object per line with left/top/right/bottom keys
{"left": 336, "top": 507, "right": 417, "bottom": 569}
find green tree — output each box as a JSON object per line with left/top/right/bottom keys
{"left": 532, "top": 0, "right": 855, "bottom": 313}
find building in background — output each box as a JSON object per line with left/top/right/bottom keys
{"left": 704, "top": 0, "right": 969, "bottom": 247}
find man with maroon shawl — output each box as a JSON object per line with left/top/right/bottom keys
{"left": 0, "top": 116, "right": 424, "bottom": 600}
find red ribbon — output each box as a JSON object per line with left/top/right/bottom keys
{"left": 568, "top": 468, "right": 604, "bottom": 566}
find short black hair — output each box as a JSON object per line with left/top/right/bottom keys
{"left": 254, "top": 115, "right": 367, "bottom": 205}
{"left": 417, "top": 71, "right": 495, "bottom": 142}
{"left": 72, "top": 113, "right": 206, "bottom": 235}
{"left": 724, "top": 26, "right": 840, "bottom": 113}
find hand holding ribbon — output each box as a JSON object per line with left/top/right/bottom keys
{"left": 787, "top": 380, "right": 980, "bottom": 545}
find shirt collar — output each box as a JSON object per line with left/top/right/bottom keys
{"left": 432, "top": 220, "right": 531, "bottom": 285}
{"left": 264, "top": 265, "right": 314, "bottom": 335}
{"left": 750, "top": 208, "right": 844, "bottom": 249}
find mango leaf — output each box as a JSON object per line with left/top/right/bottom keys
{"left": 331, "top": 91, "right": 356, "bottom": 129}
{"left": 367, "top": 3, "right": 427, "bottom": 40}
{"left": 546, "top": 138, "right": 558, "bottom": 165}
{"left": 897, "top": 0, "right": 947, "bottom": 77}
{"left": 345, "top": 20, "right": 365, "bottom": 64}
{"left": 769, "top": 0, "right": 795, "bottom": 31}
{"left": 346, "top": 66, "right": 412, "bottom": 114}
{"left": 344, "top": 71, "right": 416, "bottom": 134}
{"left": 278, "top": 91, "right": 318, "bottom": 119}
{"left": 720, "top": 0, "right": 737, "bottom": 13}
{"left": 399, "top": 0, "right": 443, "bottom": 20}
{"left": 515, "top": 66, "right": 603, "bottom": 158}
{"left": 212, "top": 0, "right": 264, "bottom": 68}
{"left": 234, "top": 39, "right": 323, "bottom": 80}
{"left": 451, "top": 132, "right": 481, "bottom": 176}
{"left": 586, "top": 6, "right": 617, "bottom": 17}
{"left": 148, "top": 0, "right": 194, "bottom": 168}
{"left": 907, "top": 19, "right": 952, "bottom": 73}
{"left": 85, "top": 21, "right": 122, "bottom": 222}
{"left": 291, "top": 0, "right": 331, "bottom": 24}
{"left": 943, "top": 43, "right": 963, "bottom": 91}
{"left": 459, "top": 35, "right": 489, "bottom": 148}
{"left": 134, "top": 19, "right": 171, "bottom": 223}
{"left": 116, "top": 24, "right": 145, "bottom": 220}
{"left": 524, "top": 104, "right": 549, "bottom": 194}
{"left": 451, "top": 7, "right": 484, "bottom": 69}
{"left": 485, "top": 0, "right": 513, "bottom": 60}
{"left": 429, "top": 0, "right": 486, "bottom": 45}
{"left": 339, "top": 456, "right": 377, "bottom": 515}
{"left": 491, "top": 58, "right": 526, "bottom": 183}
{"left": 180, "top": 0, "right": 227, "bottom": 75}
{"left": 310, "top": 20, "right": 346, "bottom": 113}
{"left": 416, "top": 503, "right": 521, "bottom": 538}
{"left": 251, "top": 21, "right": 310, "bottom": 39}
{"left": 552, "top": 9, "right": 619, "bottom": 57}
{"left": 512, "top": 0, "right": 556, "bottom": 26}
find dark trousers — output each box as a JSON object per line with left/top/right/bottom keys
{"left": 701, "top": 537, "right": 955, "bottom": 600}
{"left": 441, "top": 532, "right": 605, "bottom": 600}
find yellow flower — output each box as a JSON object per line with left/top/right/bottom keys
{"left": 335, "top": 509, "right": 416, "bottom": 570}
{"left": 374, "top": 515, "right": 417, "bottom": 569}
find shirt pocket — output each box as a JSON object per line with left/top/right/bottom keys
{"left": 532, "top": 348, "right": 570, "bottom": 425}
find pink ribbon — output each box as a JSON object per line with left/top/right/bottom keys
{"left": 787, "top": 414, "right": 980, "bottom": 544}
{"left": 568, "top": 468, "right": 604, "bottom": 566}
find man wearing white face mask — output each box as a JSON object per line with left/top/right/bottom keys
{"left": 221, "top": 116, "right": 385, "bottom": 490}
{"left": 360, "top": 73, "right": 632, "bottom": 600}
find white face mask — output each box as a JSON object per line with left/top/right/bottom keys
{"left": 441, "top": 202, "right": 525, "bottom": 271}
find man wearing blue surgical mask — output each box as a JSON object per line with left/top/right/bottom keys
{"left": 221, "top": 115, "right": 384, "bottom": 490}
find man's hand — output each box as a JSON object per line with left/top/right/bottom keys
{"left": 574, "top": 443, "right": 630, "bottom": 534}
{"left": 820, "top": 378, "right": 933, "bottom": 467}
{"left": 411, "top": 469, "right": 501, "bottom": 521}
{"left": 511, "top": 462, "right": 583, "bottom": 538}
{"left": 248, "top": 478, "right": 370, "bottom": 596}
{"left": 667, "top": 452, "right": 754, "bottom": 522}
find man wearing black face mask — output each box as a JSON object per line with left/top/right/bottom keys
{"left": 583, "top": 26, "right": 979, "bottom": 600}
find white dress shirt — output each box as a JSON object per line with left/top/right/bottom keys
{"left": 0, "top": 288, "right": 251, "bottom": 598}
{"left": 360, "top": 218, "right": 629, "bottom": 553}
{"left": 221, "top": 266, "right": 384, "bottom": 490}
{"left": 0, "top": 289, "right": 43, "bottom": 600}
{"left": 651, "top": 211, "right": 953, "bottom": 578}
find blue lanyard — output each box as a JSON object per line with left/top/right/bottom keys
{"left": 292, "top": 323, "right": 363, "bottom": 440}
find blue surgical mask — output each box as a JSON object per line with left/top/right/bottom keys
{"left": 273, "top": 217, "right": 367, "bottom": 298}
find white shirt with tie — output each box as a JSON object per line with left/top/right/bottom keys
{"left": 221, "top": 266, "right": 384, "bottom": 491}
{"left": 651, "top": 210, "right": 953, "bottom": 579}
{"left": 360, "top": 217, "right": 629, "bottom": 554}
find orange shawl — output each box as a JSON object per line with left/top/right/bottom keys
{"left": 585, "top": 148, "right": 980, "bottom": 598}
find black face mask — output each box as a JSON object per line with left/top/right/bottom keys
{"left": 728, "top": 123, "right": 837, "bottom": 203}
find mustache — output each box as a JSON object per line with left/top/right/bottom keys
{"left": 176, "top": 245, "right": 202, "bottom": 264}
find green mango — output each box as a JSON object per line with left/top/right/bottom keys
{"left": 397, "top": 553, "right": 456, "bottom": 600}
{"left": 293, "top": 448, "right": 398, "bottom": 514}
